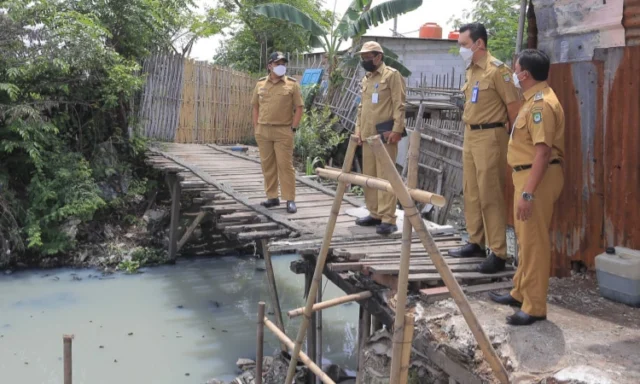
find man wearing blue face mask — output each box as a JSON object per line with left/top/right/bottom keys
{"left": 448, "top": 23, "right": 522, "bottom": 274}
{"left": 252, "top": 51, "right": 304, "bottom": 214}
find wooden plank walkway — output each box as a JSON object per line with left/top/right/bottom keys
{"left": 145, "top": 142, "right": 514, "bottom": 297}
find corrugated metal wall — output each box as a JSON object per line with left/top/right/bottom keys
{"left": 505, "top": 46, "right": 640, "bottom": 277}
{"left": 624, "top": 0, "right": 640, "bottom": 45}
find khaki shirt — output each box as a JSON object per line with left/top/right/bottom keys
{"left": 355, "top": 63, "right": 406, "bottom": 136}
{"left": 251, "top": 76, "right": 304, "bottom": 126}
{"left": 507, "top": 81, "right": 565, "bottom": 167}
{"left": 461, "top": 53, "right": 521, "bottom": 125}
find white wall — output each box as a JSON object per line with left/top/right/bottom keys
{"left": 366, "top": 36, "right": 466, "bottom": 88}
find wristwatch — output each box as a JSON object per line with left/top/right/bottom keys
{"left": 522, "top": 192, "right": 534, "bottom": 201}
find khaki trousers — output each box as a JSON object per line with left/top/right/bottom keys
{"left": 362, "top": 141, "right": 398, "bottom": 225}
{"left": 462, "top": 126, "right": 509, "bottom": 257}
{"left": 510, "top": 165, "right": 564, "bottom": 317}
{"left": 255, "top": 125, "right": 296, "bottom": 201}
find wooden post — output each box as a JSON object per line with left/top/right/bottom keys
{"left": 355, "top": 307, "right": 371, "bottom": 384}
{"left": 256, "top": 302, "right": 266, "bottom": 384}
{"left": 165, "top": 173, "right": 181, "bottom": 260}
{"left": 260, "top": 238, "right": 287, "bottom": 352}
{"left": 366, "top": 135, "right": 510, "bottom": 384}
{"left": 264, "top": 317, "right": 337, "bottom": 384}
{"left": 305, "top": 269, "right": 317, "bottom": 384}
{"left": 63, "top": 334, "right": 74, "bottom": 384}
{"left": 401, "top": 103, "right": 424, "bottom": 180}
{"left": 284, "top": 135, "right": 359, "bottom": 384}
{"left": 390, "top": 126, "right": 420, "bottom": 384}
{"left": 398, "top": 313, "right": 415, "bottom": 384}
{"left": 316, "top": 282, "right": 323, "bottom": 384}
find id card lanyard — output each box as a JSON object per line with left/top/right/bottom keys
{"left": 471, "top": 81, "right": 479, "bottom": 103}
{"left": 372, "top": 83, "right": 379, "bottom": 104}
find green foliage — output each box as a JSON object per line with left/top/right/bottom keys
{"left": 252, "top": 0, "right": 422, "bottom": 77}
{"left": 0, "top": 0, "right": 199, "bottom": 259}
{"left": 214, "top": 0, "right": 331, "bottom": 74}
{"left": 294, "top": 106, "right": 346, "bottom": 169}
{"left": 449, "top": 0, "right": 525, "bottom": 63}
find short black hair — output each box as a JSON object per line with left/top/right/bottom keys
{"left": 517, "top": 49, "right": 550, "bottom": 81}
{"left": 459, "top": 23, "right": 488, "bottom": 46}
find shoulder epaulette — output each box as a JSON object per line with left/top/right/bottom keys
{"left": 491, "top": 59, "right": 504, "bottom": 67}
{"left": 387, "top": 66, "right": 398, "bottom": 72}
{"left": 258, "top": 76, "right": 267, "bottom": 81}
{"left": 286, "top": 76, "right": 297, "bottom": 81}
{"left": 533, "top": 91, "right": 544, "bottom": 101}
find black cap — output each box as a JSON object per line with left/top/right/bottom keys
{"left": 268, "top": 51, "right": 288, "bottom": 64}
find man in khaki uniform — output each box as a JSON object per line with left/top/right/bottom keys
{"left": 354, "top": 41, "right": 406, "bottom": 235}
{"left": 251, "top": 52, "right": 304, "bottom": 214}
{"left": 490, "top": 49, "right": 564, "bottom": 326}
{"left": 449, "top": 23, "right": 522, "bottom": 274}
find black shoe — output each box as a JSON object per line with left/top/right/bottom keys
{"left": 355, "top": 215, "right": 382, "bottom": 227}
{"left": 260, "top": 198, "right": 280, "bottom": 208}
{"left": 376, "top": 223, "right": 397, "bottom": 235}
{"left": 448, "top": 243, "right": 486, "bottom": 258}
{"left": 489, "top": 291, "right": 522, "bottom": 307}
{"left": 286, "top": 201, "right": 297, "bottom": 214}
{"left": 506, "top": 310, "right": 546, "bottom": 326}
{"left": 477, "top": 252, "right": 507, "bottom": 274}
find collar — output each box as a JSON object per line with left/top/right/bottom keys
{"left": 472, "top": 51, "right": 490, "bottom": 70}
{"left": 523, "top": 81, "right": 549, "bottom": 100}
{"left": 366, "top": 62, "right": 386, "bottom": 77}
{"left": 268, "top": 74, "right": 287, "bottom": 84}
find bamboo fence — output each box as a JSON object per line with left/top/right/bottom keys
{"left": 139, "top": 53, "right": 257, "bottom": 144}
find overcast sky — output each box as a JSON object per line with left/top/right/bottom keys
{"left": 189, "top": 0, "right": 475, "bottom": 61}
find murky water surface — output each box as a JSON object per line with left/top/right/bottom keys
{"left": 0, "top": 255, "right": 358, "bottom": 383}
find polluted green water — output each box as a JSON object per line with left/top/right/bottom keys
{"left": 0, "top": 255, "right": 358, "bottom": 383}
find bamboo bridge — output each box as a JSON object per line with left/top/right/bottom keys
{"left": 145, "top": 141, "right": 516, "bottom": 383}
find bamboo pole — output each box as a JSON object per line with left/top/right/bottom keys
{"left": 316, "top": 280, "right": 323, "bottom": 384}
{"left": 365, "top": 135, "right": 510, "bottom": 384}
{"left": 316, "top": 168, "right": 446, "bottom": 208}
{"left": 261, "top": 238, "right": 287, "bottom": 352}
{"left": 398, "top": 313, "right": 415, "bottom": 384}
{"left": 288, "top": 291, "right": 372, "bottom": 318}
{"left": 263, "top": 317, "right": 337, "bottom": 384}
{"left": 355, "top": 307, "right": 371, "bottom": 384}
{"left": 284, "top": 135, "right": 359, "bottom": 384}
{"left": 63, "top": 334, "right": 74, "bottom": 384}
{"left": 389, "top": 126, "right": 421, "bottom": 384}
{"left": 256, "top": 302, "right": 265, "bottom": 384}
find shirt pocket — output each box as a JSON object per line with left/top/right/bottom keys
{"left": 510, "top": 111, "right": 528, "bottom": 141}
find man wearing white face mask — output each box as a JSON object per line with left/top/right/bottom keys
{"left": 448, "top": 23, "right": 522, "bottom": 275}
{"left": 251, "top": 51, "right": 304, "bottom": 214}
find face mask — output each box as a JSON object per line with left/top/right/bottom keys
{"left": 512, "top": 72, "right": 522, "bottom": 89}
{"left": 361, "top": 59, "right": 377, "bottom": 72}
{"left": 459, "top": 43, "right": 477, "bottom": 66}
{"left": 272, "top": 65, "right": 286, "bottom": 77}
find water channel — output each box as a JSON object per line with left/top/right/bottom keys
{"left": 0, "top": 255, "right": 358, "bottom": 383}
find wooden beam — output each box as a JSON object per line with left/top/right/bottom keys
{"left": 177, "top": 211, "right": 207, "bottom": 252}
{"left": 166, "top": 173, "right": 181, "bottom": 261}
{"left": 288, "top": 291, "right": 373, "bottom": 318}
{"left": 149, "top": 147, "right": 309, "bottom": 235}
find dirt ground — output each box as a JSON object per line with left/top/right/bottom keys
{"left": 415, "top": 273, "right": 640, "bottom": 384}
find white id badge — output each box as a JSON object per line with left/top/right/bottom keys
{"left": 372, "top": 93, "right": 379, "bottom": 104}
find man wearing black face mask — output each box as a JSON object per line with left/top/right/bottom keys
{"left": 353, "top": 41, "right": 406, "bottom": 235}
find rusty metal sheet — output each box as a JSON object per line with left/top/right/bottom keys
{"left": 533, "top": 0, "right": 625, "bottom": 63}
{"left": 624, "top": 0, "right": 640, "bottom": 45}
{"left": 600, "top": 46, "right": 640, "bottom": 253}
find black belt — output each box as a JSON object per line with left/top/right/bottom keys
{"left": 513, "top": 159, "right": 562, "bottom": 172}
{"left": 469, "top": 122, "right": 504, "bottom": 130}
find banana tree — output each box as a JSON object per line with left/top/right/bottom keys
{"left": 253, "top": 0, "right": 423, "bottom": 77}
